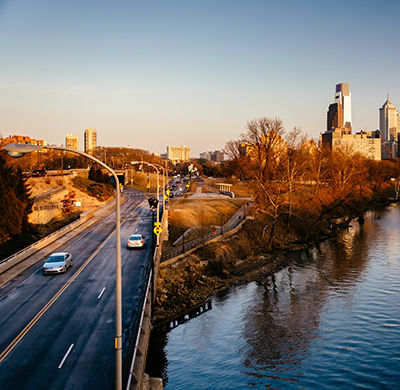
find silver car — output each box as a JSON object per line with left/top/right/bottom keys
{"left": 42, "top": 252, "right": 73, "bottom": 274}
{"left": 127, "top": 234, "right": 145, "bottom": 249}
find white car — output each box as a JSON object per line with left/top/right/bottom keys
{"left": 127, "top": 234, "right": 145, "bottom": 249}
{"left": 42, "top": 252, "right": 73, "bottom": 275}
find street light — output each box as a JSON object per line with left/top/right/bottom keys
{"left": 3, "top": 143, "right": 123, "bottom": 390}
{"left": 130, "top": 161, "right": 161, "bottom": 246}
{"left": 151, "top": 162, "right": 168, "bottom": 214}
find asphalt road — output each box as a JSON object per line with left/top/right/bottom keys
{"left": 0, "top": 187, "right": 156, "bottom": 390}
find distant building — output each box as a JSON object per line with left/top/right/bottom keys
{"left": 166, "top": 145, "right": 190, "bottom": 164}
{"left": 0, "top": 135, "right": 45, "bottom": 148}
{"left": 321, "top": 128, "right": 381, "bottom": 160}
{"left": 65, "top": 134, "right": 78, "bottom": 150}
{"left": 379, "top": 95, "right": 400, "bottom": 142}
{"left": 327, "top": 82, "right": 352, "bottom": 131}
{"left": 84, "top": 128, "right": 97, "bottom": 154}
{"left": 199, "top": 151, "right": 212, "bottom": 160}
{"left": 199, "top": 150, "right": 224, "bottom": 162}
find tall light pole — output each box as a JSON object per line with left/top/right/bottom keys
{"left": 130, "top": 161, "right": 161, "bottom": 246}
{"left": 3, "top": 144, "right": 123, "bottom": 390}
{"left": 151, "top": 163, "right": 168, "bottom": 214}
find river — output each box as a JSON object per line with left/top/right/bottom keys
{"left": 147, "top": 205, "right": 400, "bottom": 389}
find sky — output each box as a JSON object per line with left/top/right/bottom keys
{"left": 0, "top": 0, "right": 399, "bottom": 157}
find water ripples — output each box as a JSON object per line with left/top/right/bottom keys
{"left": 156, "top": 207, "right": 400, "bottom": 389}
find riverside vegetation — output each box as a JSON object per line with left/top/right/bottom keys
{"left": 154, "top": 117, "right": 400, "bottom": 323}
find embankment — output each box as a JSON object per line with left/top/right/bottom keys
{"left": 154, "top": 194, "right": 396, "bottom": 324}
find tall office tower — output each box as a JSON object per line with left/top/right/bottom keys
{"left": 84, "top": 128, "right": 97, "bottom": 154}
{"left": 379, "top": 95, "right": 399, "bottom": 142}
{"left": 327, "top": 102, "right": 344, "bottom": 131}
{"left": 327, "top": 82, "right": 352, "bottom": 131}
{"left": 335, "top": 82, "right": 352, "bottom": 129}
{"left": 65, "top": 134, "right": 78, "bottom": 150}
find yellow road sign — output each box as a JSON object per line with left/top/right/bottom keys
{"left": 164, "top": 194, "right": 168, "bottom": 200}
{"left": 153, "top": 226, "right": 163, "bottom": 235}
{"left": 154, "top": 222, "right": 161, "bottom": 227}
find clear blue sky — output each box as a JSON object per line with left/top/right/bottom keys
{"left": 1, "top": 0, "right": 399, "bottom": 157}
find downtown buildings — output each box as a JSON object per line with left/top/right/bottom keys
{"left": 379, "top": 96, "right": 400, "bottom": 158}
{"left": 321, "top": 82, "right": 381, "bottom": 160}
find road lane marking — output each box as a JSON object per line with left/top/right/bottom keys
{"left": 58, "top": 344, "right": 74, "bottom": 369}
{"left": 97, "top": 287, "right": 106, "bottom": 300}
{"left": 0, "top": 201, "right": 144, "bottom": 364}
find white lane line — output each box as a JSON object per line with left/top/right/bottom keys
{"left": 97, "top": 287, "right": 106, "bottom": 300}
{"left": 58, "top": 344, "right": 74, "bottom": 369}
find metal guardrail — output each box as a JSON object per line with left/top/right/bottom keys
{"left": 33, "top": 186, "right": 66, "bottom": 202}
{"left": 125, "top": 205, "right": 167, "bottom": 390}
{"left": 33, "top": 203, "right": 61, "bottom": 211}
{"left": 161, "top": 203, "right": 250, "bottom": 261}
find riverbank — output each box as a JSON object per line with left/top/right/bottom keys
{"left": 153, "top": 194, "right": 396, "bottom": 324}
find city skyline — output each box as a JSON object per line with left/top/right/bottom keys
{"left": 1, "top": 0, "right": 399, "bottom": 157}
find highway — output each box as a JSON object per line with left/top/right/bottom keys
{"left": 0, "top": 188, "right": 156, "bottom": 389}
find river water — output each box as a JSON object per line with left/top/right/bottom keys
{"left": 147, "top": 205, "right": 400, "bottom": 389}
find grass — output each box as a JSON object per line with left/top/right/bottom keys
{"left": 72, "top": 176, "right": 115, "bottom": 200}
{"left": 167, "top": 198, "right": 247, "bottom": 244}
{"left": 128, "top": 171, "right": 163, "bottom": 194}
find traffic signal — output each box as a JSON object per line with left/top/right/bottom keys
{"left": 148, "top": 197, "right": 159, "bottom": 210}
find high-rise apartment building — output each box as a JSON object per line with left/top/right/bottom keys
{"left": 84, "top": 128, "right": 97, "bottom": 154}
{"left": 0, "top": 135, "right": 45, "bottom": 148}
{"left": 65, "top": 134, "right": 78, "bottom": 150}
{"left": 327, "top": 82, "right": 352, "bottom": 131}
{"left": 199, "top": 150, "right": 224, "bottom": 162}
{"left": 379, "top": 95, "right": 400, "bottom": 142}
{"left": 166, "top": 145, "right": 190, "bottom": 164}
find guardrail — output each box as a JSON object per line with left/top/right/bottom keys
{"left": 161, "top": 202, "right": 251, "bottom": 262}
{"left": 33, "top": 186, "right": 66, "bottom": 202}
{"left": 33, "top": 203, "right": 61, "bottom": 211}
{"left": 125, "top": 206, "right": 167, "bottom": 389}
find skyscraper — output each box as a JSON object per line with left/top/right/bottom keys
{"left": 327, "top": 82, "right": 352, "bottom": 131}
{"left": 379, "top": 95, "right": 399, "bottom": 142}
{"left": 65, "top": 134, "right": 78, "bottom": 150}
{"left": 84, "top": 128, "right": 97, "bottom": 154}
{"left": 335, "top": 83, "right": 352, "bottom": 129}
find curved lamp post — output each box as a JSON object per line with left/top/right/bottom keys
{"left": 130, "top": 161, "right": 161, "bottom": 246}
{"left": 3, "top": 143, "right": 123, "bottom": 390}
{"left": 151, "top": 162, "right": 168, "bottom": 213}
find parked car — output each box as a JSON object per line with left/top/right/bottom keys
{"left": 42, "top": 252, "right": 73, "bottom": 274}
{"left": 127, "top": 234, "right": 145, "bottom": 249}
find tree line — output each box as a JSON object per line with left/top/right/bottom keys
{"left": 220, "top": 117, "right": 400, "bottom": 250}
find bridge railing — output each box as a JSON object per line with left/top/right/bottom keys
{"left": 161, "top": 202, "right": 251, "bottom": 262}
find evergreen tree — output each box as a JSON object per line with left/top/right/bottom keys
{"left": 0, "top": 153, "right": 33, "bottom": 244}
